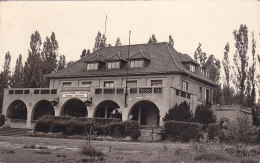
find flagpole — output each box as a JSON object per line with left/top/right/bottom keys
{"left": 124, "top": 30, "right": 131, "bottom": 107}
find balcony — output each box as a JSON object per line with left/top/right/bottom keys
{"left": 94, "top": 87, "right": 163, "bottom": 95}
{"left": 6, "top": 88, "right": 58, "bottom": 95}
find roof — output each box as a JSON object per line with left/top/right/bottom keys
{"left": 47, "top": 42, "right": 217, "bottom": 87}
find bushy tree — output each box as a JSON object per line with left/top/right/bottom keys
{"left": 11, "top": 54, "right": 23, "bottom": 88}
{"left": 93, "top": 31, "right": 107, "bottom": 52}
{"left": 163, "top": 101, "right": 193, "bottom": 122}
{"left": 169, "top": 35, "right": 174, "bottom": 47}
{"left": 194, "top": 43, "right": 207, "bottom": 65}
{"left": 23, "top": 31, "right": 43, "bottom": 88}
{"left": 222, "top": 42, "right": 233, "bottom": 105}
{"left": 194, "top": 105, "right": 216, "bottom": 125}
{"left": 115, "top": 37, "right": 122, "bottom": 46}
{"left": 148, "top": 34, "right": 157, "bottom": 44}
{"left": 232, "top": 24, "right": 249, "bottom": 104}
{"left": 0, "top": 52, "right": 11, "bottom": 89}
{"left": 57, "top": 55, "right": 66, "bottom": 71}
{"left": 0, "top": 52, "right": 11, "bottom": 113}
{"left": 222, "top": 116, "right": 258, "bottom": 143}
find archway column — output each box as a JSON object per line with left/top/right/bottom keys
{"left": 26, "top": 105, "right": 33, "bottom": 128}
{"left": 138, "top": 106, "right": 141, "bottom": 123}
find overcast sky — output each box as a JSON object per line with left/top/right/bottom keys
{"left": 0, "top": 0, "right": 260, "bottom": 73}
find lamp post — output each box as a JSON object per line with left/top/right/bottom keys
{"left": 51, "top": 97, "right": 59, "bottom": 107}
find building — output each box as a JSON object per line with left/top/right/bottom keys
{"left": 2, "top": 42, "right": 218, "bottom": 128}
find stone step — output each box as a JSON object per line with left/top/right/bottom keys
{"left": 0, "top": 128, "right": 32, "bottom": 137}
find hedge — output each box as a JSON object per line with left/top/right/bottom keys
{"left": 34, "top": 117, "right": 140, "bottom": 140}
{"left": 0, "top": 114, "right": 5, "bottom": 127}
{"left": 164, "top": 120, "right": 203, "bottom": 142}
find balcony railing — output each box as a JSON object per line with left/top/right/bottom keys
{"left": 95, "top": 87, "right": 163, "bottom": 95}
{"left": 7, "top": 88, "right": 58, "bottom": 95}
{"left": 175, "top": 89, "right": 191, "bottom": 99}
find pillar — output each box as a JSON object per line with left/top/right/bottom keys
{"left": 138, "top": 106, "right": 141, "bottom": 123}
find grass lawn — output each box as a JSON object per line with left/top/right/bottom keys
{"left": 0, "top": 136, "right": 259, "bottom": 163}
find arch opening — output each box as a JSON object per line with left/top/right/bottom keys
{"left": 94, "top": 100, "right": 121, "bottom": 120}
{"left": 32, "top": 100, "right": 55, "bottom": 121}
{"left": 7, "top": 100, "right": 27, "bottom": 121}
{"left": 129, "top": 100, "right": 160, "bottom": 125}
{"left": 61, "top": 98, "right": 88, "bottom": 117}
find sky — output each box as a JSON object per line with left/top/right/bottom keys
{"left": 0, "top": 0, "right": 260, "bottom": 74}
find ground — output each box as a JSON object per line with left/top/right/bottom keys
{"left": 0, "top": 136, "right": 259, "bottom": 163}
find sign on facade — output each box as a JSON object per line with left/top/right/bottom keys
{"left": 61, "top": 90, "right": 90, "bottom": 98}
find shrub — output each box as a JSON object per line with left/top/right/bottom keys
{"left": 123, "top": 120, "right": 140, "bottom": 140}
{"left": 221, "top": 117, "right": 258, "bottom": 143}
{"left": 34, "top": 119, "right": 53, "bottom": 133}
{"left": 163, "top": 101, "right": 193, "bottom": 122}
{"left": 107, "top": 122, "right": 125, "bottom": 138}
{"left": 49, "top": 121, "right": 67, "bottom": 134}
{"left": 164, "top": 120, "right": 202, "bottom": 142}
{"left": 194, "top": 104, "right": 216, "bottom": 125}
{"left": 66, "top": 120, "right": 93, "bottom": 136}
{"left": 123, "top": 120, "right": 140, "bottom": 131}
{"left": 81, "top": 144, "right": 104, "bottom": 161}
{"left": 206, "top": 124, "right": 220, "bottom": 141}
{"left": 0, "top": 114, "right": 5, "bottom": 127}
{"left": 195, "top": 152, "right": 230, "bottom": 161}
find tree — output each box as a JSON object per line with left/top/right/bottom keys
{"left": 163, "top": 101, "right": 193, "bottom": 122}
{"left": 57, "top": 55, "right": 66, "bottom": 71}
{"left": 66, "top": 61, "right": 74, "bottom": 68}
{"left": 41, "top": 33, "right": 59, "bottom": 87}
{"left": 169, "top": 35, "right": 174, "bottom": 47}
{"left": 115, "top": 37, "right": 122, "bottom": 46}
{"left": 232, "top": 24, "right": 249, "bottom": 104}
{"left": 11, "top": 54, "right": 23, "bottom": 88}
{"left": 194, "top": 105, "right": 216, "bottom": 125}
{"left": 194, "top": 43, "right": 207, "bottom": 65}
{"left": 204, "top": 55, "right": 221, "bottom": 104}
{"left": 23, "top": 31, "right": 43, "bottom": 88}
{"left": 0, "top": 52, "right": 11, "bottom": 89}
{"left": 81, "top": 49, "right": 87, "bottom": 59}
{"left": 148, "top": 34, "right": 157, "bottom": 43}
{"left": 0, "top": 52, "right": 11, "bottom": 113}
{"left": 222, "top": 42, "right": 233, "bottom": 105}
{"left": 93, "top": 31, "right": 107, "bottom": 52}
{"left": 204, "top": 55, "right": 221, "bottom": 83}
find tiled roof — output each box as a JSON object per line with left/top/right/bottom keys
{"left": 104, "top": 52, "right": 124, "bottom": 61}
{"left": 128, "top": 50, "right": 150, "bottom": 60}
{"left": 47, "top": 42, "right": 217, "bottom": 86}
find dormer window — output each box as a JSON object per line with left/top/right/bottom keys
{"left": 107, "top": 61, "right": 120, "bottom": 69}
{"left": 86, "top": 63, "right": 98, "bottom": 70}
{"left": 129, "top": 60, "right": 144, "bottom": 68}
{"left": 190, "top": 65, "right": 196, "bottom": 72}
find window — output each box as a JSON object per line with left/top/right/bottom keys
{"left": 205, "top": 89, "right": 210, "bottom": 103}
{"left": 86, "top": 63, "right": 98, "bottom": 70}
{"left": 129, "top": 60, "right": 144, "bottom": 68}
{"left": 108, "top": 62, "right": 120, "bottom": 69}
{"left": 63, "top": 82, "right": 72, "bottom": 87}
{"left": 82, "top": 82, "right": 92, "bottom": 87}
{"left": 205, "top": 70, "right": 209, "bottom": 77}
{"left": 151, "top": 80, "right": 162, "bottom": 87}
{"left": 104, "top": 81, "right": 114, "bottom": 87}
{"left": 127, "top": 81, "right": 137, "bottom": 87}
{"left": 199, "top": 87, "right": 202, "bottom": 100}
{"left": 200, "top": 68, "right": 205, "bottom": 76}
{"left": 182, "top": 81, "right": 188, "bottom": 91}
{"left": 190, "top": 65, "right": 196, "bottom": 72}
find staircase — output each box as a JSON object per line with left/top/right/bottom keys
{"left": 0, "top": 128, "right": 33, "bottom": 137}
